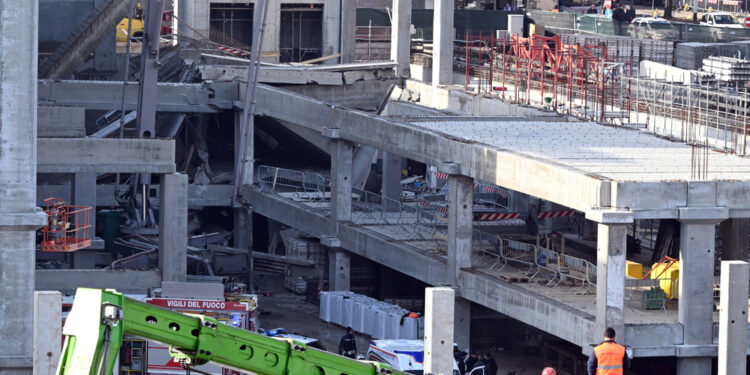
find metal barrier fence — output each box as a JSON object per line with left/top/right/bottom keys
{"left": 536, "top": 246, "right": 562, "bottom": 286}
{"left": 560, "top": 253, "right": 591, "bottom": 295}
{"left": 500, "top": 239, "right": 539, "bottom": 277}
{"left": 257, "top": 165, "right": 328, "bottom": 196}
{"left": 472, "top": 230, "right": 504, "bottom": 270}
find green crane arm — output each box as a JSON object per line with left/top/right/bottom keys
{"left": 56, "top": 288, "right": 404, "bottom": 375}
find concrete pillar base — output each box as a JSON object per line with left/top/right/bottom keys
{"left": 34, "top": 291, "right": 62, "bottom": 375}
{"left": 328, "top": 248, "right": 350, "bottom": 291}
{"left": 454, "top": 298, "right": 471, "bottom": 351}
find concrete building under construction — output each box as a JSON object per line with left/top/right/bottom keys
{"left": 2, "top": 0, "right": 750, "bottom": 374}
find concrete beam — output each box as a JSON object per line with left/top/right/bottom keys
{"left": 253, "top": 84, "right": 609, "bottom": 215}
{"left": 37, "top": 106, "right": 85, "bottom": 138}
{"left": 37, "top": 138, "right": 176, "bottom": 174}
{"left": 159, "top": 173, "right": 188, "bottom": 282}
{"left": 38, "top": 183, "right": 233, "bottom": 208}
{"left": 718, "top": 261, "right": 749, "bottom": 375}
{"left": 33, "top": 291, "right": 61, "bottom": 375}
{"left": 424, "top": 287, "right": 455, "bottom": 375}
{"left": 243, "top": 187, "right": 596, "bottom": 349}
{"left": 35, "top": 270, "right": 161, "bottom": 292}
{"left": 596, "top": 224, "right": 627, "bottom": 343}
{"left": 37, "top": 80, "right": 237, "bottom": 112}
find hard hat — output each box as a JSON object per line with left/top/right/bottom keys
{"left": 542, "top": 368, "right": 557, "bottom": 375}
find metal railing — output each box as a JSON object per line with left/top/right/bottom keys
{"left": 499, "top": 239, "right": 539, "bottom": 277}
{"left": 257, "top": 165, "right": 328, "bottom": 196}
{"left": 559, "top": 253, "right": 591, "bottom": 295}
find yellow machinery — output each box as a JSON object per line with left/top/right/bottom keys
{"left": 116, "top": 3, "right": 144, "bottom": 42}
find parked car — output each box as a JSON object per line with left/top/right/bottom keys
{"left": 628, "top": 17, "right": 680, "bottom": 39}
{"left": 261, "top": 328, "right": 327, "bottom": 351}
{"left": 367, "top": 339, "right": 468, "bottom": 375}
{"left": 699, "top": 12, "right": 744, "bottom": 28}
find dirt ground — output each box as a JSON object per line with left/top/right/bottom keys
{"left": 255, "top": 274, "right": 550, "bottom": 375}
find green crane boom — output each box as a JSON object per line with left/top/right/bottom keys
{"left": 56, "top": 288, "right": 405, "bottom": 375}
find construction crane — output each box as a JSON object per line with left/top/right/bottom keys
{"left": 56, "top": 288, "right": 405, "bottom": 375}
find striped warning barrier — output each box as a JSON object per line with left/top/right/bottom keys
{"left": 433, "top": 171, "right": 449, "bottom": 180}
{"left": 475, "top": 210, "right": 578, "bottom": 221}
{"left": 418, "top": 198, "right": 433, "bottom": 208}
{"left": 536, "top": 210, "right": 578, "bottom": 219}
{"left": 434, "top": 204, "right": 449, "bottom": 215}
{"left": 477, "top": 212, "right": 521, "bottom": 221}
{"left": 217, "top": 44, "right": 251, "bottom": 57}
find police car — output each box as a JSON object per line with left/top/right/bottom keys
{"left": 261, "top": 328, "right": 327, "bottom": 351}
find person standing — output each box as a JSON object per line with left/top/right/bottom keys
{"left": 455, "top": 351, "right": 468, "bottom": 375}
{"left": 465, "top": 351, "right": 479, "bottom": 371}
{"left": 482, "top": 352, "right": 497, "bottom": 375}
{"left": 338, "top": 327, "right": 357, "bottom": 358}
{"left": 587, "top": 327, "right": 630, "bottom": 375}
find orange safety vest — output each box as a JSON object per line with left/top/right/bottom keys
{"left": 594, "top": 341, "right": 625, "bottom": 375}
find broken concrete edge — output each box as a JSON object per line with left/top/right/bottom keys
{"left": 0, "top": 210, "right": 48, "bottom": 230}
{"left": 584, "top": 208, "right": 633, "bottom": 224}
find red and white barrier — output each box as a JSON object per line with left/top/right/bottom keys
{"left": 475, "top": 210, "right": 578, "bottom": 221}
{"left": 536, "top": 210, "right": 578, "bottom": 219}
{"left": 216, "top": 44, "right": 251, "bottom": 57}
{"left": 478, "top": 212, "right": 521, "bottom": 221}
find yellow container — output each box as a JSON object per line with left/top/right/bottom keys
{"left": 626, "top": 261, "right": 643, "bottom": 279}
{"left": 650, "top": 261, "right": 680, "bottom": 299}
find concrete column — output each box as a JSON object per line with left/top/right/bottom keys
{"left": 454, "top": 297, "right": 471, "bottom": 351}
{"left": 596, "top": 223, "right": 627, "bottom": 339}
{"left": 234, "top": 108, "right": 254, "bottom": 189}
{"left": 720, "top": 218, "right": 749, "bottom": 261}
{"left": 262, "top": 1, "right": 281, "bottom": 63}
{"left": 381, "top": 152, "right": 403, "bottom": 212}
{"left": 718, "top": 261, "right": 749, "bottom": 375}
{"left": 328, "top": 248, "right": 350, "bottom": 291}
{"left": 340, "top": 0, "right": 357, "bottom": 63}
{"left": 330, "top": 140, "right": 353, "bottom": 235}
{"left": 178, "top": 0, "right": 210, "bottom": 39}
{"left": 159, "top": 173, "right": 188, "bottom": 282}
{"left": 424, "top": 287, "right": 455, "bottom": 375}
{"left": 323, "top": 0, "right": 341, "bottom": 61}
{"left": 677, "top": 217, "right": 721, "bottom": 375}
{"left": 432, "top": 0, "right": 454, "bottom": 86}
{"left": 391, "top": 0, "right": 412, "bottom": 77}
{"left": 0, "top": 0, "right": 44, "bottom": 373}
{"left": 234, "top": 208, "right": 253, "bottom": 250}
{"left": 447, "top": 174, "right": 473, "bottom": 285}
{"left": 33, "top": 291, "right": 61, "bottom": 375}
{"left": 72, "top": 173, "right": 98, "bottom": 269}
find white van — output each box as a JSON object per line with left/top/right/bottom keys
{"left": 367, "top": 339, "right": 480, "bottom": 375}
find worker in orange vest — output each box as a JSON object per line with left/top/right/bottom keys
{"left": 587, "top": 327, "right": 630, "bottom": 375}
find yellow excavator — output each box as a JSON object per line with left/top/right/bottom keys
{"left": 116, "top": 2, "right": 172, "bottom": 42}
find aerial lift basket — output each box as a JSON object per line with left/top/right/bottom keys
{"left": 40, "top": 197, "right": 92, "bottom": 252}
